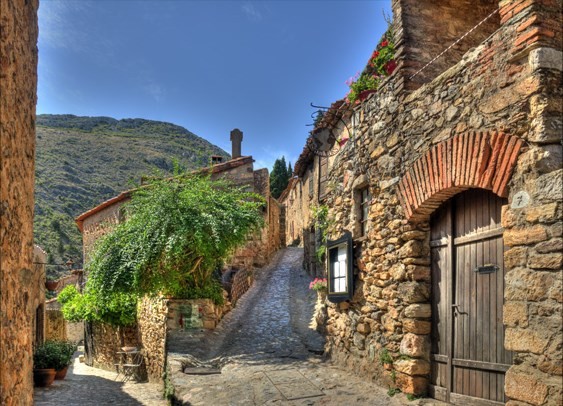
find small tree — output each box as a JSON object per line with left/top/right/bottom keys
{"left": 60, "top": 174, "right": 265, "bottom": 326}
{"left": 270, "top": 156, "right": 289, "bottom": 198}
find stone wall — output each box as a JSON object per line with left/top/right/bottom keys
{"left": 290, "top": 0, "right": 562, "bottom": 403}
{"left": 88, "top": 322, "right": 139, "bottom": 371}
{"left": 230, "top": 269, "right": 253, "bottom": 305}
{"left": 393, "top": 0, "right": 500, "bottom": 92}
{"left": 166, "top": 298, "right": 229, "bottom": 331}
{"left": 226, "top": 168, "right": 281, "bottom": 271}
{"left": 44, "top": 299, "right": 84, "bottom": 343}
{"left": 268, "top": 197, "right": 283, "bottom": 256}
{"left": 81, "top": 197, "right": 126, "bottom": 264}
{"left": 0, "top": 0, "right": 39, "bottom": 403}
{"left": 137, "top": 296, "right": 168, "bottom": 382}
{"left": 45, "top": 308, "right": 66, "bottom": 341}
{"left": 87, "top": 296, "right": 232, "bottom": 382}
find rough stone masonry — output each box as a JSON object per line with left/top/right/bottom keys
{"left": 0, "top": 0, "right": 40, "bottom": 404}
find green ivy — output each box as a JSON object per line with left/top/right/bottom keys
{"left": 311, "top": 204, "right": 331, "bottom": 264}
{"left": 60, "top": 173, "right": 264, "bottom": 326}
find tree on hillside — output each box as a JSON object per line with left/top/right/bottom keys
{"left": 287, "top": 162, "right": 293, "bottom": 178}
{"left": 270, "top": 156, "right": 290, "bottom": 198}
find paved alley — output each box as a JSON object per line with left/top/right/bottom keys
{"left": 34, "top": 349, "right": 167, "bottom": 406}
{"left": 34, "top": 249, "right": 441, "bottom": 406}
{"left": 167, "top": 248, "right": 422, "bottom": 406}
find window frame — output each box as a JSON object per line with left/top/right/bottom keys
{"left": 326, "top": 231, "right": 354, "bottom": 303}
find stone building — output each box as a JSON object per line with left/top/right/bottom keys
{"left": 74, "top": 130, "right": 282, "bottom": 379}
{"left": 284, "top": 141, "right": 339, "bottom": 276}
{"left": 278, "top": 177, "right": 303, "bottom": 246}
{"left": 285, "top": 0, "right": 562, "bottom": 404}
{"left": 0, "top": 0, "right": 40, "bottom": 403}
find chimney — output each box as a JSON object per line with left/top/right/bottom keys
{"left": 211, "top": 155, "right": 223, "bottom": 165}
{"left": 230, "top": 128, "right": 243, "bottom": 159}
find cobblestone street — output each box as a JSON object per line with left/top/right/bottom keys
{"left": 34, "top": 248, "right": 441, "bottom": 405}
{"left": 168, "top": 248, "right": 430, "bottom": 406}
{"left": 34, "top": 350, "right": 167, "bottom": 405}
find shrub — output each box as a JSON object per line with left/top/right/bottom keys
{"left": 33, "top": 340, "right": 77, "bottom": 371}
{"left": 61, "top": 173, "right": 264, "bottom": 326}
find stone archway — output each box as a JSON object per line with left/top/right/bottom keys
{"left": 394, "top": 131, "right": 524, "bottom": 401}
{"left": 397, "top": 131, "right": 523, "bottom": 223}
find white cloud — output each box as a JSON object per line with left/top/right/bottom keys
{"left": 143, "top": 82, "right": 165, "bottom": 103}
{"left": 241, "top": 2, "right": 263, "bottom": 22}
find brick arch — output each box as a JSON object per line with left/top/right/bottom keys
{"left": 397, "top": 131, "right": 523, "bottom": 222}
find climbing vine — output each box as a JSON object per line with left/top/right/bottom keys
{"left": 60, "top": 173, "right": 265, "bottom": 326}
{"left": 311, "top": 204, "right": 332, "bottom": 264}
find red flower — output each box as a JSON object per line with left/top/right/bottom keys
{"left": 380, "top": 39, "right": 389, "bottom": 48}
{"left": 372, "top": 50, "right": 380, "bottom": 59}
{"left": 384, "top": 60, "right": 397, "bottom": 75}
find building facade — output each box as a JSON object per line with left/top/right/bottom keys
{"left": 285, "top": 0, "right": 562, "bottom": 404}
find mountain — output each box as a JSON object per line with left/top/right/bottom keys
{"left": 34, "top": 114, "right": 229, "bottom": 278}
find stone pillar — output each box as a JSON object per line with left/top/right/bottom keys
{"left": 0, "top": 0, "right": 39, "bottom": 404}
{"left": 230, "top": 128, "right": 243, "bottom": 159}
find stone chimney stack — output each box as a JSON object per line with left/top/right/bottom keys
{"left": 230, "top": 128, "right": 243, "bottom": 159}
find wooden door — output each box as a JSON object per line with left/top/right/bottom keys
{"left": 430, "top": 189, "right": 512, "bottom": 405}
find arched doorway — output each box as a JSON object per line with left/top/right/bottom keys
{"left": 430, "top": 188, "right": 512, "bottom": 404}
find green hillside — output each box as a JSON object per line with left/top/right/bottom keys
{"left": 35, "top": 114, "right": 229, "bottom": 278}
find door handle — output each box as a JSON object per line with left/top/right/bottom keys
{"left": 451, "top": 304, "right": 464, "bottom": 315}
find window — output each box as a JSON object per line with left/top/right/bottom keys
{"left": 359, "top": 188, "right": 370, "bottom": 237}
{"left": 308, "top": 171, "right": 314, "bottom": 198}
{"left": 319, "top": 156, "right": 328, "bottom": 199}
{"left": 326, "top": 232, "right": 353, "bottom": 303}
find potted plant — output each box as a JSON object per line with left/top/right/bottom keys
{"left": 51, "top": 340, "right": 77, "bottom": 380}
{"left": 33, "top": 342, "right": 57, "bottom": 387}
{"left": 33, "top": 340, "right": 77, "bottom": 385}
{"left": 309, "top": 278, "right": 328, "bottom": 302}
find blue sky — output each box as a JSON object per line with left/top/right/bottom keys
{"left": 37, "top": 0, "right": 392, "bottom": 171}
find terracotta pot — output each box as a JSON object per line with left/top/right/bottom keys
{"left": 55, "top": 366, "right": 68, "bottom": 380}
{"left": 45, "top": 280, "right": 59, "bottom": 291}
{"left": 33, "top": 368, "right": 56, "bottom": 387}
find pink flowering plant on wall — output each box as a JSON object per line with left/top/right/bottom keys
{"left": 346, "top": 30, "right": 396, "bottom": 104}
{"left": 309, "top": 277, "right": 327, "bottom": 292}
